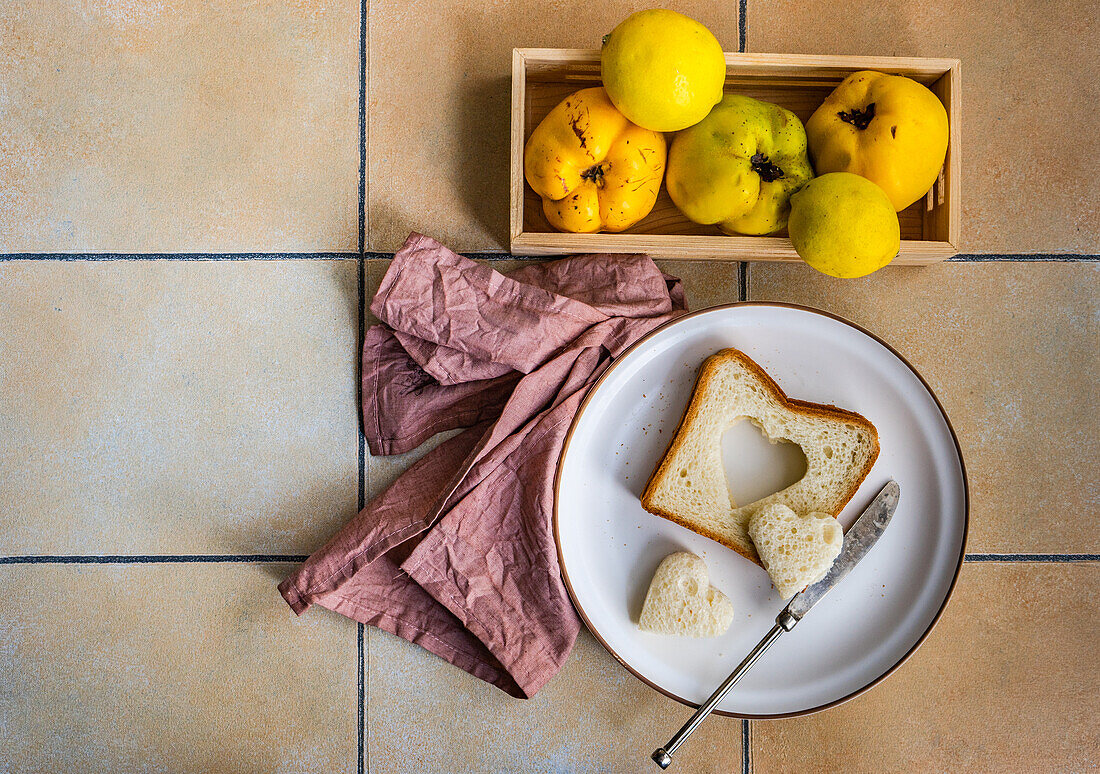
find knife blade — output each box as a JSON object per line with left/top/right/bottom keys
{"left": 651, "top": 479, "right": 901, "bottom": 769}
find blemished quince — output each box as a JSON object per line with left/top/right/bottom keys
{"left": 807, "top": 70, "right": 949, "bottom": 211}
{"left": 600, "top": 9, "right": 726, "bottom": 133}
{"left": 666, "top": 95, "right": 815, "bottom": 236}
{"left": 524, "top": 87, "right": 666, "bottom": 233}
{"left": 787, "top": 172, "right": 900, "bottom": 278}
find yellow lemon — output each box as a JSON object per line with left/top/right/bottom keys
{"left": 788, "top": 173, "right": 900, "bottom": 278}
{"left": 601, "top": 9, "right": 726, "bottom": 132}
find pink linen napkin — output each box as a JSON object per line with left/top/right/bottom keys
{"left": 279, "top": 233, "right": 685, "bottom": 697}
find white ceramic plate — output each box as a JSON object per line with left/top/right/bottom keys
{"left": 554, "top": 303, "right": 968, "bottom": 717}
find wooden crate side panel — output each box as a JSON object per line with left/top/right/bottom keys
{"left": 510, "top": 49, "right": 528, "bottom": 242}
{"left": 921, "top": 63, "right": 961, "bottom": 248}
{"left": 512, "top": 232, "right": 955, "bottom": 263}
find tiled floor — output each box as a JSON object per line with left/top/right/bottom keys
{"left": 1, "top": 1, "right": 1098, "bottom": 773}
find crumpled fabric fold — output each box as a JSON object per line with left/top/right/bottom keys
{"left": 279, "top": 232, "right": 686, "bottom": 697}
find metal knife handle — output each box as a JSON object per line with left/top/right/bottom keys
{"left": 651, "top": 617, "right": 793, "bottom": 769}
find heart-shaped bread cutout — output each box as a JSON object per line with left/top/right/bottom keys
{"left": 747, "top": 503, "right": 843, "bottom": 599}
{"left": 638, "top": 552, "right": 734, "bottom": 637}
{"left": 642, "top": 348, "right": 879, "bottom": 565}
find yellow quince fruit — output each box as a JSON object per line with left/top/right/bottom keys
{"left": 807, "top": 70, "right": 949, "bottom": 211}
{"left": 666, "top": 95, "right": 815, "bottom": 235}
{"left": 524, "top": 87, "right": 667, "bottom": 233}
{"left": 600, "top": 9, "right": 726, "bottom": 132}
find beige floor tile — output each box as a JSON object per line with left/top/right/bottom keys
{"left": 750, "top": 562, "right": 1100, "bottom": 772}
{"left": 747, "top": 261, "right": 1099, "bottom": 552}
{"left": 367, "top": 1, "right": 743, "bottom": 253}
{"left": 367, "top": 627, "right": 742, "bottom": 773}
{"left": 365, "top": 258, "right": 388, "bottom": 326}
{"left": 0, "top": 259, "right": 359, "bottom": 554}
{"left": 0, "top": 1, "right": 359, "bottom": 252}
{"left": 0, "top": 562, "right": 358, "bottom": 773}
{"left": 656, "top": 259, "right": 743, "bottom": 309}
{"left": 747, "top": 0, "right": 1099, "bottom": 254}
{"left": 367, "top": 428, "right": 464, "bottom": 501}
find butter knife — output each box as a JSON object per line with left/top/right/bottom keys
{"left": 651, "top": 480, "right": 901, "bottom": 769}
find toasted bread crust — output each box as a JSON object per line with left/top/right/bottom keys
{"left": 641, "top": 348, "right": 881, "bottom": 566}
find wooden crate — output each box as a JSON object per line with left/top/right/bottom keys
{"left": 510, "top": 49, "right": 961, "bottom": 262}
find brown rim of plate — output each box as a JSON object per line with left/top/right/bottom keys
{"left": 552, "top": 301, "right": 970, "bottom": 720}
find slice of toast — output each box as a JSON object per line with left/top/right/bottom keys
{"left": 641, "top": 348, "right": 879, "bottom": 565}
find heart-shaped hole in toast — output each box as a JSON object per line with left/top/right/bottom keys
{"left": 638, "top": 552, "right": 734, "bottom": 638}
{"left": 721, "top": 419, "right": 808, "bottom": 508}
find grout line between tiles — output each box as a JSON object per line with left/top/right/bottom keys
{"left": 3, "top": 252, "right": 1097, "bottom": 263}
{"left": 741, "top": 718, "right": 751, "bottom": 774}
{"left": 357, "top": 0, "right": 369, "bottom": 733}
{"left": 948, "top": 253, "right": 1099, "bottom": 262}
{"left": 358, "top": 622, "right": 366, "bottom": 774}
{"left": 362, "top": 251, "right": 516, "bottom": 262}
{"left": 0, "top": 253, "right": 360, "bottom": 261}
{"left": 0, "top": 554, "right": 309, "bottom": 564}
{"left": 738, "top": 0, "right": 747, "bottom": 53}
{"left": 357, "top": 110, "right": 369, "bottom": 771}
{"left": 358, "top": 0, "right": 367, "bottom": 254}
{"left": 363, "top": 0, "right": 371, "bottom": 253}
{"left": 738, "top": 262, "right": 748, "bottom": 301}
{"left": 964, "top": 554, "right": 1100, "bottom": 562}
